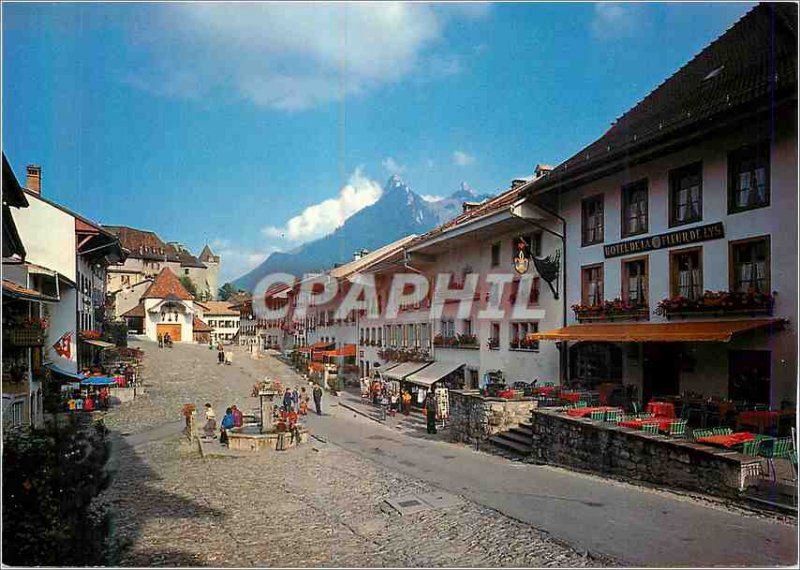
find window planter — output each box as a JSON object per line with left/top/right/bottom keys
{"left": 572, "top": 300, "right": 649, "bottom": 323}
{"left": 655, "top": 290, "right": 774, "bottom": 319}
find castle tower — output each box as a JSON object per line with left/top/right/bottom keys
{"left": 199, "top": 244, "right": 221, "bottom": 300}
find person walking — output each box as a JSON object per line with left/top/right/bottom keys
{"left": 299, "top": 387, "right": 309, "bottom": 415}
{"left": 282, "top": 388, "right": 294, "bottom": 412}
{"left": 291, "top": 388, "right": 300, "bottom": 411}
{"left": 203, "top": 403, "right": 217, "bottom": 439}
{"left": 220, "top": 407, "right": 235, "bottom": 446}
{"left": 402, "top": 390, "right": 412, "bottom": 416}
{"left": 389, "top": 391, "right": 399, "bottom": 417}
{"left": 231, "top": 405, "right": 243, "bottom": 428}
{"left": 312, "top": 384, "right": 323, "bottom": 416}
{"left": 217, "top": 344, "right": 225, "bottom": 365}
{"left": 425, "top": 392, "right": 438, "bottom": 434}
{"left": 157, "top": 334, "right": 163, "bottom": 349}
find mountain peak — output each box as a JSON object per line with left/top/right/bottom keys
{"left": 385, "top": 174, "right": 408, "bottom": 192}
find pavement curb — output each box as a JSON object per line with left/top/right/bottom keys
{"left": 338, "top": 400, "right": 381, "bottom": 424}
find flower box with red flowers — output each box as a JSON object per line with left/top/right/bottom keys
{"left": 571, "top": 299, "right": 650, "bottom": 322}
{"left": 655, "top": 290, "right": 775, "bottom": 318}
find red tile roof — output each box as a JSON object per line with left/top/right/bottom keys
{"left": 192, "top": 316, "right": 213, "bottom": 332}
{"left": 103, "top": 226, "right": 206, "bottom": 267}
{"left": 1, "top": 279, "right": 58, "bottom": 302}
{"left": 120, "top": 302, "right": 145, "bottom": 318}
{"left": 200, "top": 301, "right": 239, "bottom": 316}
{"left": 406, "top": 184, "right": 525, "bottom": 249}
{"left": 141, "top": 268, "right": 194, "bottom": 300}
{"left": 531, "top": 3, "right": 798, "bottom": 194}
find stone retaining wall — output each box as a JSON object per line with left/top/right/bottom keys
{"left": 448, "top": 390, "right": 538, "bottom": 445}
{"left": 529, "top": 408, "right": 762, "bottom": 498}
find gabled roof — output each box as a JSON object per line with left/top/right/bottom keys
{"left": 530, "top": 2, "right": 798, "bottom": 194}
{"left": 141, "top": 267, "right": 194, "bottom": 300}
{"left": 199, "top": 244, "right": 219, "bottom": 263}
{"left": 2, "top": 155, "right": 28, "bottom": 208}
{"left": 120, "top": 302, "right": 145, "bottom": 318}
{"left": 200, "top": 301, "right": 239, "bottom": 316}
{"left": 192, "top": 316, "right": 213, "bottom": 332}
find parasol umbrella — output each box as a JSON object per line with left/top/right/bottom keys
{"left": 80, "top": 376, "right": 117, "bottom": 386}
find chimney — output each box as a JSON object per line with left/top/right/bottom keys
{"left": 534, "top": 164, "right": 553, "bottom": 179}
{"left": 353, "top": 248, "right": 369, "bottom": 261}
{"left": 462, "top": 201, "right": 481, "bottom": 213}
{"left": 26, "top": 165, "right": 41, "bottom": 194}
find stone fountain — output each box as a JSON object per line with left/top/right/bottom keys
{"left": 226, "top": 378, "right": 308, "bottom": 452}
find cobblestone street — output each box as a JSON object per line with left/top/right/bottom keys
{"left": 102, "top": 341, "right": 606, "bottom": 567}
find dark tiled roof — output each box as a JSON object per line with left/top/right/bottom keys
{"left": 2, "top": 154, "right": 28, "bottom": 208}
{"left": 531, "top": 3, "right": 798, "bottom": 193}
{"left": 141, "top": 268, "right": 194, "bottom": 300}
{"left": 103, "top": 226, "right": 206, "bottom": 267}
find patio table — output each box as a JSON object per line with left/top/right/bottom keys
{"left": 696, "top": 432, "right": 756, "bottom": 448}
{"left": 736, "top": 410, "right": 779, "bottom": 432}
{"left": 560, "top": 392, "right": 582, "bottom": 403}
{"left": 618, "top": 418, "right": 673, "bottom": 432}
{"left": 646, "top": 401, "right": 676, "bottom": 418}
{"left": 565, "top": 406, "right": 616, "bottom": 418}
{"left": 532, "top": 386, "right": 557, "bottom": 396}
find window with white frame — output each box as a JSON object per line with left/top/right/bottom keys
{"left": 509, "top": 322, "right": 539, "bottom": 350}
{"left": 440, "top": 319, "right": 455, "bottom": 338}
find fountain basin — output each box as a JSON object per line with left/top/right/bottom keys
{"left": 227, "top": 424, "right": 309, "bottom": 452}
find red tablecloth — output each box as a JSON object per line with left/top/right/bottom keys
{"left": 646, "top": 401, "right": 676, "bottom": 419}
{"left": 618, "top": 418, "right": 673, "bottom": 432}
{"left": 497, "top": 390, "right": 516, "bottom": 399}
{"left": 114, "top": 375, "right": 126, "bottom": 386}
{"left": 737, "top": 411, "right": 778, "bottom": 431}
{"left": 532, "top": 386, "right": 557, "bottom": 396}
{"left": 696, "top": 432, "right": 756, "bottom": 448}
{"left": 566, "top": 406, "right": 616, "bottom": 418}
{"left": 560, "top": 392, "right": 581, "bottom": 403}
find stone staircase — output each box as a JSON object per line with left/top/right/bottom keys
{"left": 489, "top": 421, "right": 534, "bottom": 456}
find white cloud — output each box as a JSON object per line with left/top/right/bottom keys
{"left": 452, "top": 150, "right": 475, "bottom": 166}
{"left": 381, "top": 157, "right": 406, "bottom": 175}
{"left": 261, "top": 168, "right": 382, "bottom": 243}
{"left": 421, "top": 194, "right": 445, "bottom": 202}
{"left": 210, "top": 238, "right": 277, "bottom": 283}
{"left": 591, "top": 3, "right": 641, "bottom": 40}
{"left": 128, "top": 3, "right": 485, "bottom": 111}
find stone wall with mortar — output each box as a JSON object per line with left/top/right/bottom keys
{"left": 448, "top": 390, "right": 538, "bottom": 445}
{"left": 529, "top": 408, "right": 762, "bottom": 498}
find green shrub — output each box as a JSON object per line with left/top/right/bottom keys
{"left": 2, "top": 417, "right": 117, "bottom": 566}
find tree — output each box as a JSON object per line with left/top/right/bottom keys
{"left": 179, "top": 275, "right": 197, "bottom": 298}
{"left": 3, "top": 418, "right": 117, "bottom": 565}
{"left": 218, "top": 282, "right": 236, "bottom": 301}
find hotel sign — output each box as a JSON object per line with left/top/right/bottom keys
{"left": 604, "top": 222, "right": 724, "bottom": 258}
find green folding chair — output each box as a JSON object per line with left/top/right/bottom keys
{"left": 637, "top": 412, "right": 654, "bottom": 419}
{"left": 605, "top": 410, "right": 622, "bottom": 423}
{"left": 642, "top": 423, "right": 659, "bottom": 434}
{"left": 760, "top": 437, "right": 794, "bottom": 482}
{"left": 668, "top": 420, "right": 687, "bottom": 437}
{"left": 693, "top": 428, "right": 714, "bottom": 441}
{"left": 622, "top": 414, "right": 638, "bottom": 422}
{"left": 575, "top": 401, "right": 588, "bottom": 408}
{"left": 741, "top": 439, "right": 762, "bottom": 456}
{"left": 590, "top": 410, "right": 605, "bottom": 421}
{"left": 789, "top": 450, "right": 798, "bottom": 482}
{"left": 712, "top": 427, "right": 733, "bottom": 436}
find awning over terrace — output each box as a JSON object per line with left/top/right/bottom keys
{"left": 382, "top": 361, "right": 432, "bottom": 381}
{"left": 405, "top": 361, "right": 464, "bottom": 387}
{"left": 528, "top": 319, "right": 786, "bottom": 343}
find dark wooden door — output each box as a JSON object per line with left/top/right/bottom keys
{"left": 642, "top": 343, "right": 680, "bottom": 403}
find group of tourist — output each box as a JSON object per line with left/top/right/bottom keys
{"left": 281, "top": 385, "right": 323, "bottom": 416}
{"left": 367, "top": 380, "right": 414, "bottom": 416}
{"left": 157, "top": 333, "right": 173, "bottom": 348}
{"left": 202, "top": 402, "right": 243, "bottom": 446}
{"left": 66, "top": 387, "right": 111, "bottom": 413}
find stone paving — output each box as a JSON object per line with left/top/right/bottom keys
{"left": 102, "top": 340, "right": 609, "bottom": 567}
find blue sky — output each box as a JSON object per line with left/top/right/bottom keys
{"left": 3, "top": 2, "right": 754, "bottom": 282}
